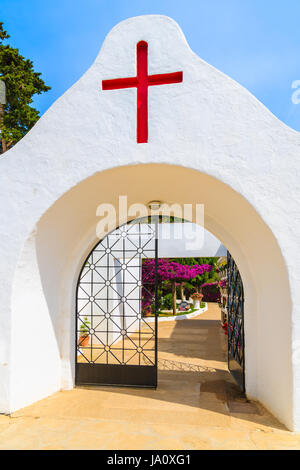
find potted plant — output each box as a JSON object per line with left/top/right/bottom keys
{"left": 78, "top": 317, "right": 90, "bottom": 347}
{"left": 191, "top": 292, "right": 203, "bottom": 310}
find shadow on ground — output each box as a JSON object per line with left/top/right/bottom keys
{"left": 77, "top": 305, "right": 286, "bottom": 434}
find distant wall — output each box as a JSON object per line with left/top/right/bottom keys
{"left": 158, "top": 223, "right": 226, "bottom": 258}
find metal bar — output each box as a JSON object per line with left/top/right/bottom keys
{"left": 76, "top": 217, "right": 157, "bottom": 387}
{"left": 154, "top": 216, "right": 159, "bottom": 379}
{"left": 227, "top": 250, "right": 245, "bottom": 392}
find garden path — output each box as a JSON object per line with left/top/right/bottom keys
{"left": 0, "top": 303, "right": 299, "bottom": 449}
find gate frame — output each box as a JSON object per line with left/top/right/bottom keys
{"left": 75, "top": 217, "right": 159, "bottom": 388}
{"left": 227, "top": 250, "right": 245, "bottom": 392}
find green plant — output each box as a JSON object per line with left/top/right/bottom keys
{"left": 162, "top": 293, "right": 173, "bottom": 310}
{"left": 80, "top": 317, "right": 91, "bottom": 336}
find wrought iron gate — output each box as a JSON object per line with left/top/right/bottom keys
{"left": 227, "top": 251, "right": 245, "bottom": 391}
{"left": 76, "top": 218, "right": 158, "bottom": 388}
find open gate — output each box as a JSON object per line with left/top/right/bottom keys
{"left": 227, "top": 251, "right": 245, "bottom": 391}
{"left": 76, "top": 218, "right": 158, "bottom": 388}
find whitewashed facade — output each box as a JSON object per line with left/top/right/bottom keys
{"left": 0, "top": 16, "right": 299, "bottom": 431}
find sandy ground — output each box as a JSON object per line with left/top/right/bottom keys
{"left": 0, "top": 303, "right": 299, "bottom": 450}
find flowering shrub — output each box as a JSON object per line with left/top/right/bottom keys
{"left": 201, "top": 282, "right": 221, "bottom": 302}
{"left": 178, "top": 302, "right": 190, "bottom": 311}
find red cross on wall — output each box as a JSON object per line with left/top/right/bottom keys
{"left": 102, "top": 41, "right": 183, "bottom": 143}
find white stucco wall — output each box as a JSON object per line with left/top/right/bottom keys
{"left": 0, "top": 15, "right": 299, "bottom": 430}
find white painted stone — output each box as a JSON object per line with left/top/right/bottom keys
{"left": 146, "top": 303, "right": 208, "bottom": 323}
{"left": 0, "top": 15, "right": 299, "bottom": 431}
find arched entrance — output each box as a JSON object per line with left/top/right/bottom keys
{"left": 75, "top": 214, "right": 245, "bottom": 392}
{"left": 11, "top": 163, "right": 290, "bottom": 428}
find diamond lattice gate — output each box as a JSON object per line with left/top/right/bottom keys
{"left": 227, "top": 251, "right": 245, "bottom": 391}
{"left": 76, "top": 219, "right": 158, "bottom": 387}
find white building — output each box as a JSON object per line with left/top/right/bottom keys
{"left": 158, "top": 223, "right": 226, "bottom": 258}
{"left": 0, "top": 15, "right": 299, "bottom": 431}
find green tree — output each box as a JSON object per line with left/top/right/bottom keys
{"left": 0, "top": 22, "right": 50, "bottom": 153}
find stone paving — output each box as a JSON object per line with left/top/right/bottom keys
{"left": 0, "top": 303, "right": 299, "bottom": 450}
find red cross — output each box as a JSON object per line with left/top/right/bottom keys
{"left": 102, "top": 41, "right": 183, "bottom": 143}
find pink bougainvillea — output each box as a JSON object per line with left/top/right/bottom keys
{"left": 142, "top": 259, "right": 212, "bottom": 310}
{"left": 143, "top": 259, "right": 211, "bottom": 282}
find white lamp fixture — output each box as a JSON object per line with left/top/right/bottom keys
{"left": 147, "top": 200, "right": 162, "bottom": 211}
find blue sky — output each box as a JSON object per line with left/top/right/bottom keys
{"left": 2, "top": 0, "right": 300, "bottom": 131}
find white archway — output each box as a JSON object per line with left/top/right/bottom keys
{"left": 1, "top": 13, "right": 300, "bottom": 433}
{"left": 11, "top": 163, "right": 293, "bottom": 428}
